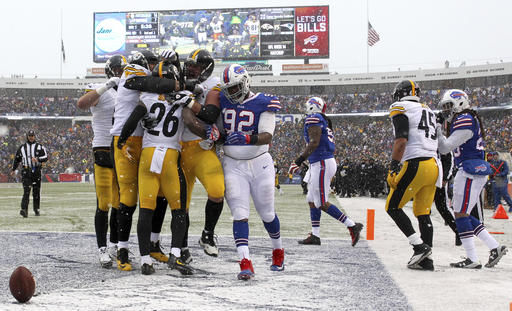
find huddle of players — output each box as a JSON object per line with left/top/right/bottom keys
{"left": 79, "top": 48, "right": 292, "bottom": 279}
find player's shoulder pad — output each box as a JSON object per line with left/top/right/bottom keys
{"left": 123, "top": 64, "right": 148, "bottom": 78}
{"left": 140, "top": 91, "right": 160, "bottom": 103}
{"left": 389, "top": 101, "right": 407, "bottom": 118}
{"left": 452, "top": 112, "right": 475, "bottom": 129}
{"left": 305, "top": 113, "right": 323, "bottom": 126}
{"left": 259, "top": 93, "right": 281, "bottom": 112}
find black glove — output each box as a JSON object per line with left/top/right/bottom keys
{"left": 183, "top": 79, "right": 205, "bottom": 95}
{"left": 141, "top": 114, "right": 158, "bottom": 130}
{"left": 436, "top": 112, "right": 445, "bottom": 125}
{"left": 294, "top": 155, "right": 306, "bottom": 167}
{"left": 389, "top": 159, "right": 401, "bottom": 175}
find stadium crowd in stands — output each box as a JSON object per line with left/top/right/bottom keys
{"left": 1, "top": 112, "right": 510, "bottom": 184}
{"left": 2, "top": 83, "right": 511, "bottom": 116}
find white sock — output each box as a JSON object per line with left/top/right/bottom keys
{"left": 150, "top": 232, "right": 160, "bottom": 243}
{"left": 461, "top": 236, "right": 479, "bottom": 262}
{"left": 475, "top": 229, "right": 499, "bottom": 250}
{"left": 118, "top": 241, "right": 129, "bottom": 249}
{"left": 271, "top": 237, "right": 283, "bottom": 250}
{"left": 312, "top": 227, "right": 320, "bottom": 237}
{"left": 108, "top": 242, "right": 117, "bottom": 248}
{"left": 344, "top": 218, "right": 355, "bottom": 227}
{"left": 237, "top": 245, "right": 250, "bottom": 261}
{"left": 171, "top": 247, "right": 181, "bottom": 258}
{"left": 140, "top": 255, "right": 152, "bottom": 265}
{"left": 407, "top": 233, "right": 423, "bottom": 245}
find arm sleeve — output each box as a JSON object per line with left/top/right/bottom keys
{"left": 124, "top": 76, "right": 179, "bottom": 93}
{"left": 38, "top": 145, "right": 48, "bottom": 163}
{"left": 12, "top": 147, "right": 22, "bottom": 171}
{"left": 437, "top": 128, "right": 473, "bottom": 154}
{"left": 258, "top": 111, "right": 276, "bottom": 135}
{"left": 118, "top": 105, "right": 148, "bottom": 146}
{"left": 197, "top": 105, "right": 221, "bottom": 124}
{"left": 392, "top": 114, "right": 409, "bottom": 139}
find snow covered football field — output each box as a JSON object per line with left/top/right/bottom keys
{"left": 0, "top": 183, "right": 511, "bottom": 310}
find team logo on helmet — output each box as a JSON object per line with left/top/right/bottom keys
{"left": 308, "top": 98, "right": 322, "bottom": 109}
{"left": 450, "top": 91, "right": 467, "bottom": 99}
{"left": 233, "top": 66, "right": 246, "bottom": 74}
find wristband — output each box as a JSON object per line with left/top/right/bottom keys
{"left": 96, "top": 85, "right": 108, "bottom": 96}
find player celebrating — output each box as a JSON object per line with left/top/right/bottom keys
{"left": 289, "top": 97, "right": 363, "bottom": 247}
{"left": 437, "top": 89, "right": 507, "bottom": 269}
{"left": 385, "top": 80, "right": 440, "bottom": 271}
{"left": 217, "top": 64, "right": 284, "bottom": 280}
{"left": 180, "top": 49, "right": 225, "bottom": 258}
{"left": 77, "top": 54, "right": 126, "bottom": 268}
{"left": 117, "top": 62, "right": 193, "bottom": 275}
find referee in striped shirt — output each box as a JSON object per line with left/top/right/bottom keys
{"left": 11, "top": 130, "right": 48, "bottom": 217}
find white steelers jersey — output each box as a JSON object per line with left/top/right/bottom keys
{"left": 110, "top": 64, "right": 150, "bottom": 137}
{"left": 140, "top": 92, "right": 184, "bottom": 150}
{"left": 181, "top": 75, "right": 221, "bottom": 142}
{"left": 389, "top": 100, "right": 438, "bottom": 162}
{"left": 85, "top": 83, "right": 116, "bottom": 148}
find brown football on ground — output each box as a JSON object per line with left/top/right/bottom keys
{"left": 9, "top": 266, "right": 36, "bottom": 303}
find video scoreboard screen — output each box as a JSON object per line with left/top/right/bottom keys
{"left": 93, "top": 5, "right": 329, "bottom": 62}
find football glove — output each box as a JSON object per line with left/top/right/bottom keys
{"left": 97, "top": 77, "right": 120, "bottom": 95}
{"left": 387, "top": 159, "right": 401, "bottom": 189}
{"left": 226, "top": 132, "right": 249, "bottom": 145}
{"left": 141, "top": 114, "right": 158, "bottom": 130}
{"left": 288, "top": 163, "right": 300, "bottom": 175}
{"left": 184, "top": 79, "right": 205, "bottom": 95}
{"left": 205, "top": 124, "right": 221, "bottom": 142}
{"left": 159, "top": 49, "right": 178, "bottom": 62}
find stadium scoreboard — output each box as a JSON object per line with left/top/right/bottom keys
{"left": 93, "top": 5, "right": 329, "bottom": 62}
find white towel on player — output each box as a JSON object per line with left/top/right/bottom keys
{"left": 150, "top": 146, "right": 167, "bottom": 174}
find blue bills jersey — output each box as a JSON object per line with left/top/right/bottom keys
{"left": 450, "top": 112, "right": 485, "bottom": 167}
{"left": 304, "top": 113, "right": 335, "bottom": 163}
{"left": 220, "top": 92, "right": 281, "bottom": 141}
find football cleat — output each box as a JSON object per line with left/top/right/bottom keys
{"left": 238, "top": 258, "right": 255, "bottom": 280}
{"left": 116, "top": 248, "right": 132, "bottom": 271}
{"left": 168, "top": 254, "right": 194, "bottom": 275}
{"left": 270, "top": 248, "right": 285, "bottom": 271}
{"left": 34, "top": 209, "right": 40, "bottom": 216}
{"left": 180, "top": 248, "right": 192, "bottom": 264}
{"left": 407, "top": 243, "right": 432, "bottom": 267}
{"left": 450, "top": 258, "right": 482, "bottom": 269}
{"left": 348, "top": 223, "right": 364, "bottom": 247}
{"left": 485, "top": 245, "right": 508, "bottom": 268}
{"left": 298, "top": 233, "right": 321, "bottom": 245}
{"left": 108, "top": 245, "right": 118, "bottom": 260}
{"left": 98, "top": 247, "right": 113, "bottom": 268}
{"left": 141, "top": 263, "right": 155, "bottom": 275}
{"left": 20, "top": 209, "right": 28, "bottom": 218}
{"left": 150, "top": 241, "right": 169, "bottom": 263}
{"left": 408, "top": 257, "right": 434, "bottom": 271}
{"left": 199, "top": 230, "right": 219, "bottom": 257}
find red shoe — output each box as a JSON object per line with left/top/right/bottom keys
{"left": 348, "top": 223, "right": 363, "bottom": 247}
{"left": 238, "top": 258, "right": 254, "bottom": 280}
{"left": 270, "top": 248, "right": 285, "bottom": 271}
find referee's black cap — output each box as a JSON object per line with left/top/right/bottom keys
{"left": 27, "top": 130, "right": 35, "bottom": 137}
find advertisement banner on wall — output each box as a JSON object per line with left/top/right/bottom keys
{"left": 94, "top": 12, "right": 127, "bottom": 62}
{"left": 294, "top": 6, "right": 329, "bottom": 57}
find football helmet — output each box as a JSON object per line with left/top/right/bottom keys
{"left": 393, "top": 80, "right": 420, "bottom": 102}
{"left": 219, "top": 64, "right": 250, "bottom": 104}
{"left": 184, "top": 49, "right": 214, "bottom": 82}
{"left": 439, "top": 89, "right": 470, "bottom": 122}
{"left": 128, "top": 50, "right": 158, "bottom": 70}
{"left": 152, "top": 61, "right": 180, "bottom": 81}
{"left": 305, "top": 97, "right": 326, "bottom": 114}
{"left": 105, "top": 55, "right": 127, "bottom": 78}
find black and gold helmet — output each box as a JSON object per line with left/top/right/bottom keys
{"left": 184, "top": 49, "right": 214, "bottom": 82}
{"left": 105, "top": 55, "right": 127, "bottom": 78}
{"left": 129, "top": 50, "right": 158, "bottom": 70}
{"left": 392, "top": 80, "right": 420, "bottom": 101}
{"left": 152, "top": 61, "right": 180, "bottom": 81}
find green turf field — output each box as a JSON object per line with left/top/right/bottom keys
{"left": 0, "top": 183, "right": 355, "bottom": 240}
